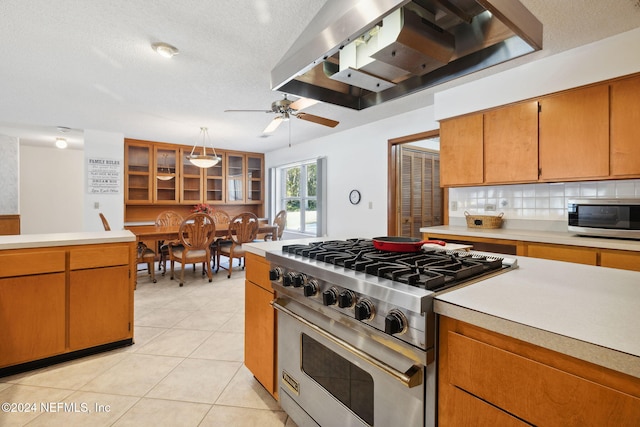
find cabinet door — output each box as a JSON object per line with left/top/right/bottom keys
{"left": 69, "top": 265, "right": 131, "bottom": 350}
{"left": 154, "top": 146, "right": 179, "bottom": 203}
{"left": 484, "top": 101, "right": 539, "bottom": 183}
{"left": 526, "top": 243, "right": 597, "bottom": 265}
{"left": 539, "top": 85, "right": 609, "bottom": 180}
{"left": 611, "top": 75, "right": 640, "bottom": 177}
{"left": 180, "top": 148, "right": 203, "bottom": 203}
{"left": 247, "top": 155, "right": 264, "bottom": 204}
{"left": 226, "top": 153, "right": 245, "bottom": 203}
{"left": 125, "top": 141, "right": 153, "bottom": 203}
{"left": 245, "top": 280, "right": 276, "bottom": 395}
{"left": 204, "top": 153, "right": 225, "bottom": 204}
{"left": 0, "top": 273, "right": 66, "bottom": 367}
{"left": 440, "top": 113, "right": 483, "bottom": 186}
{"left": 600, "top": 249, "right": 640, "bottom": 272}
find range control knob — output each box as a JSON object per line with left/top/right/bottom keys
{"left": 293, "top": 273, "right": 307, "bottom": 288}
{"left": 354, "top": 299, "right": 375, "bottom": 321}
{"left": 385, "top": 310, "right": 408, "bottom": 335}
{"left": 283, "top": 272, "right": 296, "bottom": 287}
{"left": 303, "top": 279, "right": 319, "bottom": 297}
{"left": 338, "top": 290, "right": 356, "bottom": 308}
{"left": 269, "top": 267, "right": 283, "bottom": 281}
{"left": 322, "top": 288, "right": 338, "bottom": 306}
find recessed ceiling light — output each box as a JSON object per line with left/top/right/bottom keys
{"left": 55, "top": 137, "right": 68, "bottom": 149}
{"left": 151, "top": 42, "right": 179, "bottom": 58}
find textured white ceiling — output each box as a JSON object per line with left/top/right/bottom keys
{"left": 1, "top": 0, "right": 639, "bottom": 152}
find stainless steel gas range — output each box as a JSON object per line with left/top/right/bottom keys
{"left": 266, "top": 238, "right": 517, "bottom": 427}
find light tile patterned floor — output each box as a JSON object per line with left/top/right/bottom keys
{"left": 0, "top": 262, "right": 296, "bottom": 427}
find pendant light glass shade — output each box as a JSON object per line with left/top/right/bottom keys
{"left": 188, "top": 127, "right": 220, "bottom": 168}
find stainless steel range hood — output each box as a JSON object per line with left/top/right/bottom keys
{"left": 271, "top": 0, "right": 542, "bottom": 110}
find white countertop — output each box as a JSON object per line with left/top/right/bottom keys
{"left": 435, "top": 256, "right": 640, "bottom": 378}
{"left": 421, "top": 225, "right": 640, "bottom": 251}
{"left": 0, "top": 230, "right": 136, "bottom": 250}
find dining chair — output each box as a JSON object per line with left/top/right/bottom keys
{"left": 210, "top": 210, "right": 231, "bottom": 269}
{"left": 216, "top": 212, "right": 259, "bottom": 278}
{"left": 99, "top": 213, "right": 111, "bottom": 231}
{"left": 155, "top": 211, "right": 184, "bottom": 275}
{"left": 169, "top": 213, "right": 217, "bottom": 287}
{"left": 264, "top": 209, "right": 287, "bottom": 241}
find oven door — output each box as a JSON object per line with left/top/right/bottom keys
{"left": 274, "top": 298, "right": 426, "bottom": 427}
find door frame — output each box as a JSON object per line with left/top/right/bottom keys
{"left": 387, "top": 130, "right": 447, "bottom": 235}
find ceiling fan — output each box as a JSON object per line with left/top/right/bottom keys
{"left": 224, "top": 94, "right": 339, "bottom": 134}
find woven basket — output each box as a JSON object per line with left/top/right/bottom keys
{"left": 464, "top": 211, "right": 504, "bottom": 229}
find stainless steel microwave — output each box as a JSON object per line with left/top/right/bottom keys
{"left": 568, "top": 198, "right": 640, "bottom": 239}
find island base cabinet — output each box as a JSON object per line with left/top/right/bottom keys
{"left": 69, "top": 266, "right": 131, "bottom": 350}
{"left": 438, "top": 316, "right": 640, "bottom": 427}
{"left": 0, "top": 273, "right": 66, "bottom": 367}
{"left": 244, "top": 252, "right": 277, "bottom": 399}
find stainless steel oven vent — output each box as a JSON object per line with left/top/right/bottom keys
{"left": 271, "top": 0, "right": 543, "bottom": 110}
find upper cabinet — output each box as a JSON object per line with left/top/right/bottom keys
{"left": 125, "top": 141, "right": 153, "bottom": 203}
{"left": 611, "top": 74, "right": 640, "bottom": 177}
{"left": 538, "top": 85, "right": 609, "bottom": 181}
{"left": 440, "top": 113, "right": 483, "bottom": 186}
{"left": 124, "top": 139, "right": 263, "bottom": 206}
{"left": 440, "top": 73, "right": 640, "bottom": 187}
{"left": 154, "top": 146, "right": 179, "bottom": 203}
{"left": 484, "top": 101, "right": 539, "bottom": 184}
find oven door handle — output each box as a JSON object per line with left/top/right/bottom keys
{"left": 272, "top": 299, "right": 423, "bottom": 388}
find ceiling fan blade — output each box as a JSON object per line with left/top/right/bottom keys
{"left": 296, "top": 112, "right": 339, "bottom": 128}
{"left": 224, "top": 109, "right": 272, "bottom": 113}
{"left": 289, "top": 97, "right": 319, "bottom": 111}
{"left": 263, "top": 116, "right": 284, "bottom": 133}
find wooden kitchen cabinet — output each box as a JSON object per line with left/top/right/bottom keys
{"left": 247, "top": 154, "right": 264, "bottom": 203}
{"left": 439, "top": 113, "right": 484, "bottom": 186}
{"left": 0, "top": 241, "right": 135, "bottom": 373}
{"left": 600, "top": 249, "right": 640, "bottom": 272}
{"left": 611, "top": 75, "right": 640, "bottom": 177}
{"left": 226, "top": 153, "right": 264, "bottom": 204}
{"left": 154, "top": 146, "right": 179, "bottom": 203}
{"left": 538, "top": 84, "right": 609, "bottom": 181}
{"left": 125, "top": 141, "right": 153, "bottom": 203}
{"left": 0, "top": 250, "right": 66, "bottom": 367}
{"left": 484, "top": 101, "right": 539, "bottom": 183}
{"left": 524, "top": 242, "right": 597, "bottom": 265}
{"left": 245, "top": 252, "right": 277, "bottom": 398}
{"left": 204, "top": 152, "right": 225, "bottom": 204}
{"left": 439, "top": 316, "right": 640, "bottom": 427}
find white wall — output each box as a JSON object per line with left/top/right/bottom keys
{"left": 0, "top": 135, "right": 19, "bottom": 215}
{"left": 83, "top": 130, "right": 125, "bottom": 232}
{"left": 266, "top": 105, "right": 439, "bottom": 237}
{"left": 20, "top": 145, "right": 84, "bottom": 233}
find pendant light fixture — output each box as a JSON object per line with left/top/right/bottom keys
{"left": 188, "top": 127, "right": 220, "bottom": 168}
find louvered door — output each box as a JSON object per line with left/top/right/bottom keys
{"left": 398, "top": 146, "right": 442, "bottom": 238}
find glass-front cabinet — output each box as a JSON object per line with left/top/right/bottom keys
{"left": 125, "top": 142, "right": 153, "bottom": 203}
{"left": 180, "top": 148, "right": 202, "bottom": 203}
{"left": 204, "top": 153, "right": 225, "bottom": 204}
{"left": 226, "top": 153, "right": 244, "bottom": 203}
{"left": 247, "top": 154, "right": 263, "bottom": 203}
{"left": 154, "top": 146, "right": 179, "bottom": 203}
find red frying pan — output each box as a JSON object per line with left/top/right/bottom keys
{"left": 372, "top": 236, "right": 446, "bottom": 252}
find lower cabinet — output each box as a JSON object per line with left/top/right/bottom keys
{"left": 0, "top": 242, "right": 135, "bottom": 372}
{"left": 438, "top": 316, "right": 640, "bottom": 426}
{"left": 525, "top": 242, "right": 597, "bottom": 265}
{"left": 244, "top": 252, "right": 277, "bottom": 399}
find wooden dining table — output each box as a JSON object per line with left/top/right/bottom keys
{"left": 126, "top": 222, "right": 278, "bottom": 242}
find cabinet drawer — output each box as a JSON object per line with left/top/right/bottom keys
{"left": 600, "top": 250, "right": 640, "bottom": 272}
{"left": 526, "top": 243, "right": 597, "bottom": 265}
{"left": 0, "top": 250, "right": 65, "bottom": 278}
{"left": 448, "top": 331, "right": 640, "bottom": 426}
{"left": 70, "top": 244, "right": 129, "bottom": 270}
{"left": 245, "top": 252, "right": 272, "bottom": 291}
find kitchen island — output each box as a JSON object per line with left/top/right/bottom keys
{"left": 0, "top": 231, "right": 137, "bottom": 376}
{"left": 244, "top": 238, "right": 640, "bottom": 424}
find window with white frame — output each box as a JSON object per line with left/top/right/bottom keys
{"left": 272, "top": 158, "right": 326, "bottom": 237}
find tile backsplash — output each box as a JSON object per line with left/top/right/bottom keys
{"left": 448, "top": 179, "right": 640, "bottom": 230}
